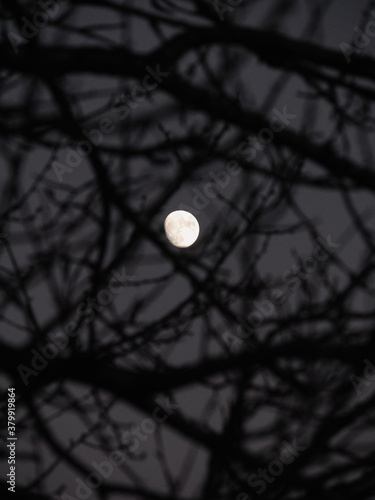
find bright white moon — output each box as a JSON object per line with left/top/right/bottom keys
{"left": 164, "top": 210, "right": 200, "bottom": 248}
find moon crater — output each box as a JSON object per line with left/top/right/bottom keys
{"left": 164, "top": 210, "right": 200, "bottom": 248}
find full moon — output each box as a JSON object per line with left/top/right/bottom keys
{"left": 164, "top": 210, "right": 200, "bottom": 248}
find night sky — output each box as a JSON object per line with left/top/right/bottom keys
{"left": 1, "top": 1, "right": 375, "bottom": 499}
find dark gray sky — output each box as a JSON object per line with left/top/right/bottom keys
{"left": 1, "top": 1, "right": 375, "bottom": 499}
